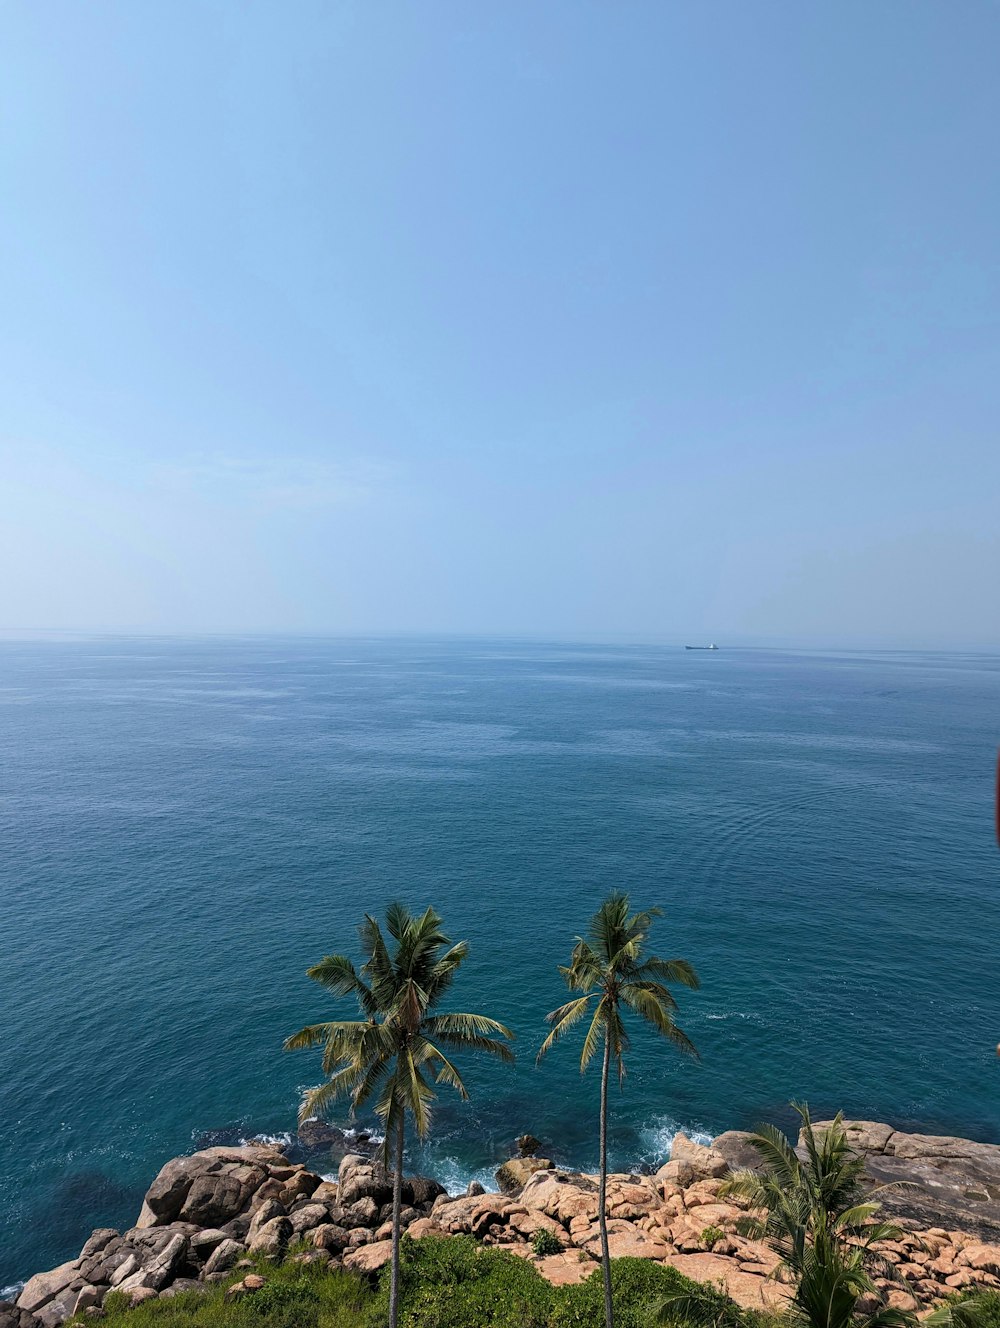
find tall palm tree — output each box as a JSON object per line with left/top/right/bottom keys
{"left": 537, "top": 891, "right": 699, "bottom": 1328}
{"left": 285, "top": 903, "right": 514, "bottom": 1328}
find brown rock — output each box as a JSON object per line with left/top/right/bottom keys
{"left": 248, "top": 1216, "right": 292, "bottom": 1259}
{"left": 577, "top": 1220, "right": 670, "bottom": 1261}
{"left": 496, "top": 1158, "right": 554, "bottom": 1195}
{"left": 287, "top": 1203, "right": 330, "bottom": 1236}
{"left": 343, "top": 1239, "right": 394, "bottom": 1274}
{"left": 886, "top": 1290, "right": 919, "bottom": 1312}
{"left": 664, "top": 1253, "right": 789, "bottom": 1310}
{"left": 406, "top": 1218, "right": 445, "bottom": 1239}
{"left": 655, "top": 1159, "right": 695, "bottom": 1190}
{"left": 202, "top": 1238, "right": 244, "bottom": 1277}
{"left": 671, "top": 1134, "right": 729, "bottom": 1180}
{"left": 17, "top": 1264, "right": 82, "bottom": 1317}
{"left": 958, "top": 1242, "right": 1000, "bottom": 1274}
{"left": 310, "top": 1223, "right": 350, "bottom": 1252}
{"left": 711, "top": 1132, "right": 763, "bottom": 1173}
{"left": 534, "top": 1252, "right": 597, "bottom": 1286}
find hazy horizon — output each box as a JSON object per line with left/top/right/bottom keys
{"left": 2, "top": 4, "right": 998, "bottom": 647}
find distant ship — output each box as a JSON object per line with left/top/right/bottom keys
{"left": 685, "top": 643, "right": 719, "bottom": 651}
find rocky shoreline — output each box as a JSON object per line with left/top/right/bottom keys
{"left": 4, "top": 1121, "right": 1000, "bottom": 1328}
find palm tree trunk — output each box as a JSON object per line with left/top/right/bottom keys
{"left": 388, "top": 1110, "right": 405, "bottom": 1328}
{"left": 599, "top": 1034, "right": 614, "bottom": 1328}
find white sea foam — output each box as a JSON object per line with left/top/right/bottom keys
{"left": 637, "top": 1116, "right": 712, "bottom": 1168}
{"left": 1, "top": 1281, "right": 24, "bottom": 1300}
{"left": 239, "top": 1131, "right": 295, "bottom": 1149}
{"left": 422, "top": 1157, "right": 498, "bottom": 1196}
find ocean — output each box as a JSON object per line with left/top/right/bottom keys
{"left": 1, "top": 636, "right": 998, "bottom": 1291}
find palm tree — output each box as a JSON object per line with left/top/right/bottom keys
{"left": 285, "top": 903, "right": 514, "bottom": 1328}
{"left": 710, "top": 1105, "right": 919, "bottom": 1328}
{"left": 537, "top": 891, "right": 699, "bottom": 1328}
{"left": 657, "top": 1105, "right": 989, "bottom": 1328}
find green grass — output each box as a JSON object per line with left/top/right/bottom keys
{"left": 68, "top": 1236, "right": 777, "bottom": 1328}
{"left": 81, "top": 1256, "right": 369, "bottom": 1328}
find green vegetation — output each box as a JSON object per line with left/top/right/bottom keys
{"left": 80, "top": 1258, "right": 368, "bottom": 1328}
{"left": 538, "top": 891, "right": 699, "bottom": 1328}
{"left": 75, "top": 1239, "right": 767, "bottom": 1328}
{"left": 532, "top": 1227, "right": 565, "bottom": 1257}
{"left": 946, "top": 1293, "right": 1000, "bottom": 1328}
{"left": 699, "top": 1227, "right": 724, "bottom": 1250}
{"left": 654, "top": 1105, "right": 991, "bottom": 1328}
{"left": 283, "top": 903, "right": 514, "bottom": 1328}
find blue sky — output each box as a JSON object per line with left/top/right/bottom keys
{"left": 1, "top": 2, "right": 998, "bottom": 644}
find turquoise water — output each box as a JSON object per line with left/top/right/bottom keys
{"left": 1, "top": 637, "right": 998, "bottom": 1290}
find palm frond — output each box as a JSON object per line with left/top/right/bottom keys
{"left": 579, "top": 998, "right": 607, "bottom": 1072}
{"left": 620, "top": 982, "right": 698, "bottom": 1057}
{"left": 537, "top": 995, "right": 593, "bottom": 1062}
{"left": 417, "top": 1036, "right": 469, "bottom": 1100}
{"left": 283, "top": 1022, "right": 338, "bottom": 1052}
{"left": 632, "top": 956, "right": 700, "bottom": 990}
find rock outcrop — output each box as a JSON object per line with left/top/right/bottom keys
{"left": 9, "top": 1120, "right": 1000, "bottom": 1325}
{"left": 11, "top": 1145, "right": 444, "bottom": 1327}
{"left": 806, "top": 1121, "right": 1000, "bottom": 1240}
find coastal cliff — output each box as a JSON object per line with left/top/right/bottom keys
{"left": 4, "top": 1121, "right": 1000, "bottom": 1328}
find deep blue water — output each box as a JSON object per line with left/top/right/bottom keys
{"left": 1, "top": 636, "right": 999, "bottom": 1290}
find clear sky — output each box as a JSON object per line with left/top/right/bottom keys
{"left": 1, "top": 2, "right": 998, "bottom": 645}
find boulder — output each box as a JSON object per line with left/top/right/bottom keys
{"left": 655, "top": 1159, "right": 694, "bottom": 1190}
{"left": 288, "top": 1203, "right": 331, "bottom": 1236}
{"left": 201, "top": 1239, "right": 245, "bottom": 1277}
{"left": 311, "top": 1224, "right": 351, "bottom": 1253}
{"left": 247, "top": 1199, "right": 286, "bottom": 1243}
{"left": 536, "top": 1252, "right": 597, "bottom": 1286}
{"left": 576, "top": 1220, "right": 670, "bottom": 1261}
{"left": 134, "top": 1231, "right": 188, "bottom": 1291}
{"left": 159, "top": 1278, "right": 202, "bottom": 1298}
{"left": 516, "top": 1135, "right": 543, "bottom": 1158}
{"left": 338, "top": 1162, "right": 392, "bottom": 1209}
{"left": 670, "top": 1133, "right": 729, "bottom": 1180}
{"left": 711, "top": 1132, "right": 763, "bottom": 1173}
{"left": 496, "top": 1158, "right": 554, "bottom": 1195}
{"left": 71, "top": 1288, "right": 102, "bottom": 1317}
{"left": 343, "top": 1239, "right": 394, "bottom": 1275}
{"left": 407, "top": 1176, "right": 446, "bottom": 1208}
{"left": 405, "top": 1218, "right": 445, "bottom": 1239}
{"left": 809, "top": 1123, "right": 1000, "bottom": 1238}
{"left": 0, "top": 1304, "right": 42, "bottom": 1328}
{"left": 78, "top": 1231, "right": 118, "bottom": 1261}
{"left": 278, "top": 1170, "right": 320, "bottom": 1206}
{"left": 118, "top": 1286, "right": 157, "bottom": 1309}
{"left": 248, "top": 1216, "right": 292, "bottom": 1259}
{"left": 179, "top": 1172, "right": 251, "bottom": 1226}
{"left": 520, "top": 1170, "right": 599, "bottom": 1225}
{"left": 17, "top": 1263, "right": 82, "bottom": 1316}
{"left": 663, "top": 1253, "right": 789, "bottom": 1310}
{"left": 138, "top": 1145, "right": 283, "bottom": 1227}
{"left": 188, "top": 1228, "right": 230, "bottom": 1260}
{"left": 346, "top": 1196, "right": 379, "bottom": 1227}
{"left": 957, "top": 1243, "right": 1000, "bottom": 1275}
